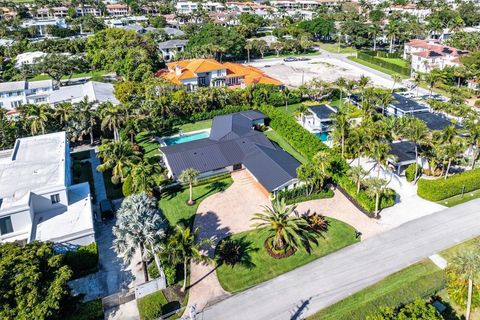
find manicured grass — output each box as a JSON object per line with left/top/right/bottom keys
{"left": 158, "top": 177, "right": 233, "bottom": 227}
{"left": 137, "top": 291, "right": 169, "bottom": 320}
{"left": 309, "top": 260, "right": 445, "bottom": 320}
{"left": 29, "top": 70, "right": 109, "bottom": 81}
{"left": 318, "top": 42, "right": 357, "bottom": 54}
{"left": 347, "top": 56, "right": 409, "bottom": 79}
{"left": 377, "top": 57, "right": 409, "bottom": 68}
{"left": 264, "top": 129, "right": 308, "bottom": 164}
{"left": 277, "top": 103, "right": 303, "bottom": 115}
{"left": 436, "top": 188, "right": 480, "bottom": 207}
{"left": 136, "top": 132, "right": 160, "bottom": 159}
{"left": 216, "top": 218, "right": 359, "bottom": 293}
{"left": 175, "top": 119, "right": 212, "bottom": 133}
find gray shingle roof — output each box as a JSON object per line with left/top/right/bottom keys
{"left": 161, "top": 110, "right": 300, "bottom": 191}
{"left": 389, "top": 141, "right": 416, "bottom": 164}
{"left": 412, "top": 112, "right": 458, "bottom": 131}
{"left": 158, "top": 39, "right": 188, "bottom": 50}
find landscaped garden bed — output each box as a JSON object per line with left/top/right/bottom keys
{"left": 215, "top": 218, "right": 358, "bottom": 293}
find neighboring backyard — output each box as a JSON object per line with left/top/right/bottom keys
{"left": 216, "top": 218, "right": 358, "bottom": 293}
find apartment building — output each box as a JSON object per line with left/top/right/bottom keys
{"left": 106, "top": 4, "right": 129, "bottom": 16}
{"left": 404, "top": 39, "right": 468, "bottom": 74}
{"left": 175, "top": 1, "right": 225, "bottom": 14}
{"left": 21, "top": 19, "right": 68, "bottom": 37}
{"left": 0, "top": 80, "right": 118, "bottom": 110}
{"left": 0, "top": 132, "right": 94, "bottom": 246}
{"left": 156, "top": 59, "right": 283, "bottom": 91}
{"left": 269, "top": 0, "right": 344, "bottom": 9}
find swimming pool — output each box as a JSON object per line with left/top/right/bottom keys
{"left": 163, "top": 131, "right": 210, "bottom": 145}
{"left": 315, "top": 132, "right": 330, "bottom": 142}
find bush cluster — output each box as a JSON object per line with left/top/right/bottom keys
{"left": 336, "top": 176, "right": 396, "bottom": 215}
{"left": 358, "top": 51, "right": 410, "bottom": 76}
{"left": 63, "top": 243, "right": 99, "bottom": 279}
{"left": 405, "top": 164, "right": 419, "bottom": 182}
{"left": 417, "top": 168, "right": 480, "bottom": 201}
{"left": 147, "top": 262, "right": 176, "bottom": 287}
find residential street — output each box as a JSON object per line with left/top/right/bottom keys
{"left": 201, "top": 199, "right": 480, "bottom": 320}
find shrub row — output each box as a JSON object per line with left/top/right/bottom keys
{"left": 417, "top": 168, "right": 480, "bottom": 201}
{"left": 277, "top": 186, "right": 334, "bottom": 205}
{"left": 405, "top": 164, "right": 418, "bottom": 182}
{"left": 336, "top": 176, "right": 396, "bottom": 215}
{"left": 258, "top": 104, "right": 330, "bottom": 160}
{"left": 357, "top": 51, "right": 410, "bottom": 76}
{"left": 63, "top": 242, "right": 99, "bottom": 279}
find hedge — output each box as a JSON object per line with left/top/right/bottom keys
{"left": 417, "top": 168, "right": 480, "bottom": 201}
{"left": 405, "top": 164, "right": 419, "bottom": 182}
{"left": 277, "top": 186, "right": 334, "bottom": 205}
{"left": 336, "top": 176, "right": 396, "bottom": 215}
{"left": 64, "top": 299, "right": 103, "bottom": 320}
{"left": 64, "top": 242, "right": 99, "bottom": 279}
{"left": 258, "top": 104, "right": 330, "bottom": 160}
{"left": 357, "top": 51, "right": 410, "bottom": 76}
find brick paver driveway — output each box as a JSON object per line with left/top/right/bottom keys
{"left": 188, "top": 170, "right": 271, "bottom": 311}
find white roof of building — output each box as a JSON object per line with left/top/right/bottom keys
{"left": 0, "top": 79, "right": 54, "bottom": 93}
{"left": 49, "top": 81, "right": 119, "bottom": 105}
{"left": 0, "top": 132, "right": 67, "bottom": 212}
{"left": 15, "top": 51, "right": 46, "bottom": 61}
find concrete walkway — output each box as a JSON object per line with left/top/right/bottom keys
{"left": 202, "top": 199, "right": 480, "bottom": 320}
{"left": 89, "top": 149, "right": 107, "bottom": 204}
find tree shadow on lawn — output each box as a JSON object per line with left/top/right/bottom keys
{"left": 193, "top": 181, "right": 229, "bottom": 202}
{"left": 215, "top": 235, "right": 259, "bottom": 270}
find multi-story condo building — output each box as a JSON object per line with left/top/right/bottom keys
{"left": 156, "top": 59, "right": 283, "bottom": 91}
{"left": 21, "top": 19, "right": 68, "bottom": 37}
{"left": 0, "top": 132, "right": 95, "bottom": 246}
{"left": 269, "top": 0, "right": 344, "bottom": 9}
{"left": 175, "top": 1, "right": 225, "bottom": 14}
{"left": 106, "top": 4, "right": 129, "bottom": 16}
{"left": 404, "top": 39, "right": 468, "bottom": 74}
{"left": 0, "top": 80, "right": 118, "bottom": 110}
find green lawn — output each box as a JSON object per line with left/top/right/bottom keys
{"left": 158, "top": 177, "right": 233, "bottom": 227}
{"left": 309, "top": 260, "right": 445, "bottom": 320}
{"left": 264, "top": 129, "right": 308, "bottom": 164}
{"left": 347, "top": 56, "right": 409, "bottom": 79}
{"left": 175, "top": 119, "right": 212, "bottom": 133}
{"left": 136, "top": 132, "right": 160, "bottom": 159}
{"left": 278, "top": 103, "right": 303, "bottom": 115}
{"left": 30, "top": 70, "right": 109, "bottom": 81}
{"left": 318, "top": 42, "right": 357, "bottom": 54}
{"left": 436, "top": 188, "right": 480, "bottom": 207}
{"left": 216, "top": 218, "right": 359, "bottom": 293}
{"left": 377, "top": 57, "right": 409, "bottom": 68}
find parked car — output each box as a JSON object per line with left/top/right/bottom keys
{"left": 264, "top": 65, "right": 271, "bottom": 68}
{"left": 297, "top": 57, "right": 311, "bottom": 61}
{"left": 99, "top": 199, "right": 114, "bottom": 220}
{"left": 284, "top": 57, "right": 298, "bottom": 62}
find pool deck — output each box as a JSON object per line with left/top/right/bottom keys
{"left": 157, "top": 128, "right": 211, "bottom": 146}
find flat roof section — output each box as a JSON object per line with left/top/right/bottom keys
{"left": 389, "top": 141, "right": 417, "bottom": 164}
{"left": 391, "top": 93, "right": 429, "bottom": 113}
{"left": 308, "top": 104, "right": 337, "bottom": 120}
{"left": 412, "top": 112, "right": 458, "bottom": 131}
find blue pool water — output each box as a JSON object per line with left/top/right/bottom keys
{"left": 315, "top": 132, "right": 330, "bottom": 142}
{"left": 164, "top": 131, "right": 210, "bottom": 145}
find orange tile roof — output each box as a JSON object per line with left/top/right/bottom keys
{"left": 158, "top": 59, "right": 283, "bottom": 87}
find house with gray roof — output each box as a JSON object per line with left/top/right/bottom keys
{"left": 160, "top": 111, "right": 301, "bottom": 194}
{"left": 158, "top": 39, "right": 188, "bottom": 61}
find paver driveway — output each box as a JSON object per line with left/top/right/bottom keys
{"left": 188, "top": 170, "right": 271, "bottom": 310}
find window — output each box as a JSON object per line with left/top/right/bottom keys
{"left": 11, "top": 100, "right": 22, "bottom": 108}
{"left": 50, "top": 193, "right": 60, "bottom": 204}
{"left": 0, "top": 216, "right": 13, "bottom": 236}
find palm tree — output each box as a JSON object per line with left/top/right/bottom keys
{"left": 385, "top": 19, "right": 400, "bottom": 53}
{"left": 74, "top": 98, "right": 96, "bottom": 145}
{"left": 113, "top": 192, "right": 167, "bottom": 282}
{"left": 296, "top": 162, "right": 324, "bottom": 196}
{"left": 97, "top": 139, "right": 142, "bottom": 184}
{"left": 464, "top": 116, "right": 480, "bottom": 169}
{"left": 53, "top": 102, "right": 73, "bottom": 128}
{"left": 331, "top": 107, "right": 350, "bottom": 158}
{"left": 448, "top": 250, "right": 480, "bottom": 320}
{"left": 282, "top": 87, "right": 291, "bottom": 112}
{"left": 245, "top": 41, "right": 254, "bottom": 63}
{"left": 98, "top": 102, "right": 127, "bottom": 141}
{"left": 179, "top": 168, "right": 199, "bottom": 205}
{"left": 161, "top": 225, "right": 213, "bottom": 292}
{"left": 368, "top": 141, "right": 396, "bottom": 177}
{"left": 441, "top": 139, "right": 465, "bottom": 180}
{"left": 424, "top": 70, "right": 446, "bottom": 97}
{"left": 126, "top": 160, "right": 166, "bottom": 196}
{"left": 348, "top": 165, "right": 367, "bottom": 194}
{"left": 391, "top": 74, "right": 402, "bottom": 93}
{"left": 334, "top": 77, "right": 347, "bottom": 107}
{"left": 313, "top": 150, "right": 330, "bottom": 176}
{"left": 293, "top": 104, "right": 309, "bottom": 126}
{"left": 402, "top": 117, "right": 428, "bottom": 183}
{"left": 364, "top": 177, "right": 388, "bottom": 217}
{"left": 251, "top": 198, "right": 318, "bottom": 253}
{"left": 377, "top": 92, "right": 394, "bottom": 116}
{"left": 19, "top": 103, "right": 51, "bottom": 135}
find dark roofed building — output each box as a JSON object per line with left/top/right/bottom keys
{"left": 160, "top": 111, "right": 300, "bottom": 193}
{"left": 308, "top": 104, "right": 336, "bottom": 120}
{"left": 412, "top": 112, "right": 458, "bottom": 131}
{"left": 387, "top": 93, "right": 430, "bottom": 116}
{"left": 388, "top": 140, "right": 417, "bottom": 175}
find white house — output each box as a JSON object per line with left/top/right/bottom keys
{"left": 14, "top": 51, "right": 47, "bottom": 69}
{"left": 0, "top": 80, "right": 118, "bottom": 110}
{"left": 158, "top": 40, "right": 188, "bottom": 61}
{"left": 175, "top": 1, "right": 224, "bottom": 13}
{"left": 404, "top": 39, "right": 468, "bottom": 74}
{"left": 302, "top": 104, "right": 337, "bottom": 133}
{"left": 106, "top": 4, "right": 129, "bottom": 16}
{"left": 0, "top": 132, "right": 95, "bottom": 246}
{"left": 21, "top": 19, "right": 68, "bottom": 37}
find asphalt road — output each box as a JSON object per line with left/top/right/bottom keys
{"left": 201, "top": 199, "right": 480, "bottom": 320}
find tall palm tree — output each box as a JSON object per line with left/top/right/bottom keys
{"left": 98, "top": 102, "right": 127, "bottom": 141}
{"left": 448, "top": 250, "right": 480, "bottom": 320}
{"left": 74, "top": 98, "right": 96, "bottom": 145}
{"left": 348, "top": 165, "right": 367, "bottom": 194}
{"left": 334, "top": 77, "right": 347, "bottom": 107}
{"left": 364, "top": 177, "right": 388, "bottom": 217}
{"left": 245, "top": 41, "right": 254, "bottom": 63}
{"left": 19, "top": 103, "right": 51, "bottom": 136}
{"left": 441, "top": 138, "right": 465, "bottom": 180}
{"left": 53, "top": 102, "right": 73, "bottom": 128}
{"left": 424, "top": 70, "right": 446, "bottom": 97}
{"left": 402, "top": 117, "right": 428, "bottom": 183}
{"left": 161, "top": 225, "right": 213, "bottom": 292}
{"left": 113, "top": 192, "right": 167, "bottom": 282}
{"left": 377, "top": 92, "right": 394, "bottom": 116}
{"left": 251, "top": 198, "right": 318, "bottom": 253}
{"left": 464, "top": 116, "right": 480, "bottom": 169}
{"left": 313, "top": 150, "right": 330, "bottom": 176}
{"left": 385, "top": 19, "right": 400, "bottom": 53}
{"left": 293, "top": 104, "right": 309, "bottom": 126}
{"left": 97, "top": 139, "right": 141, "bottom": 184}
{"left": 331, "top": 107, "right": 350, "bottom": 158}
{"left": 391, "top": 74, "right": 402, "bottom": 93}
{"left": 179, "top": 168, "right": 199, "bottom": 205}
{"left": 368, "top": 141, "right": 396, "bottom": 177}
{"left": 126, "top": 160, "right": 166, "bottom": 196}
